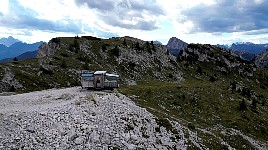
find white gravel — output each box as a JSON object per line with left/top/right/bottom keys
{"left": 0, "top": 87, "right": 187, "bottom": 149}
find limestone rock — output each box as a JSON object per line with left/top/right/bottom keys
{"left": 37, "top": 41, "right": 60, "bottom": 58}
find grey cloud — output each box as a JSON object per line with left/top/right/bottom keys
{"left": 182, "top": 0, "right": 268, "bottom": 34}
{"left": 101, "top": 15, "right": 158, "bottom": 30}
{"left": 75, "top": 0, "right": 115, "bottom": 11}
{"left": 2, "top": 16, "right": 83, "bottom": 33}
{"left": 75, "top": 0, "right": 164, "bottom": 31}
{"left": 126, "top": 0, "right": 164, "bottom": 15}
{"left": 0, "top": 0, "right": 84, "bottom": 34}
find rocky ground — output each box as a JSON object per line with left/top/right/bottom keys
{"left": 0, "top": 87, "right": 188, "bottom": 149}
{"left": 0, "top": 87, "right": 267, "bottom": 149}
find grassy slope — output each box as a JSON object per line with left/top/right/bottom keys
{"left": 119, "top": 62, "right": 268, "bottom": 149}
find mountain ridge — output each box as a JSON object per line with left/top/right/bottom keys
{"left": 0, "top": 50, "right": 38, "bottom": 63}
{"left": 0, "top": 41, "right": 44, "bottom": 60}
{"left": 217, "top": 42, "right": 268, "bottom": 54}
{"left": 0, "top": 36, "right": 21, "bottom": 47}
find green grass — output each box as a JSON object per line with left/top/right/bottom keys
{"left": 119, "top": 66, "right": 268, "bottom": 148}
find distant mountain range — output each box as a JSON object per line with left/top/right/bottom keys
{"left": 165, "top": 37, "right": 268, "bottom": 65}
{"left": 231, "top": 50, "right": 256, "bottom": 62}
{"left": 0, "top": 36, "right": 21, "bottom": 47}
{"left": 152, "top": 41, "right": 162, "bottom": 45}
{"left": 217, "top": 42, "right": 268, "bottom": 54}
{"left": 0, "top": 50, "right": 38, "bottom": 63}
{"left": 0, "top": 38, "right": 44, "bottom": 62}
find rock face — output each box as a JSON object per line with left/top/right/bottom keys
{"left": 0, "top": 81, "right": 10, "bottom": 93}
{"left": 255, "top": 49, "right": 268, "bottom": 68}
{"left": 166, "top": 37, "right": 188, "bottom": 56}
{"left": 178, "top": 44, "right": 256, "bottom": 77}
{"left": 37, "top": 41, "right": 60, "bottom": 58}
{"left": 0, "top": 67, "right": 22, "bottom": 93}
{"left": 80, "top": 36, "right": 184, "bottom": 82}
{"left": 117, "top": 38, "right": 182, "bottom": 81}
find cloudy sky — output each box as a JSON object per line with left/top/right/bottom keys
{"left": 0, "top": 0, "right": 268, "bottom": 44}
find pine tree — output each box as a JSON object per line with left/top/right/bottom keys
{"left": 146, "top": 41, "right": 152, "bottom": 54}
{"left": 111, "top": 45, "right": 120, "bottom": 57}
{"left": 123, "top": 39, "right": 127, "bottom": 46}
{"left": 240, "top": 99, "right": 247, "bottom": 111}
{"left": 73, "top": 39, "right": 80, "bottom": 50}
{"left": 82, "top": 61, "right": 90, "bottom": 70}
{"left": 60, "top": 60, "right": 67, "bottom": 68}
{"left": 251, "top": 99, "right": 257, "bottom": 110}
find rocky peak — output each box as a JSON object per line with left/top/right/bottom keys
{"left": 0, "top": 36, "right": 21, "bottom": 47}
{"left": 166, "top": 37, "right": 188, "bottom": 56}
{"left": 167, "top": 37, "right": 188, "bottom": 50}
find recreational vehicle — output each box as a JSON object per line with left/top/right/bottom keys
{"left": 80, "top": 71, "right": 119, "bottom": 89}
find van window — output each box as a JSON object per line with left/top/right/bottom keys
{"left": 106, "top": 76, "right": 118, "bottom": 81}
{"left": 82, "top": 77, "right": 93, "bottom": 81}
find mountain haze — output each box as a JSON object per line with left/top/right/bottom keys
{"left": 0, "top": 50, "right": 38, "bottom": 63}
{"left": 0, "top": 41, "right": 44, "bottom": 61}
{"left": 218, "top": 42, "right": 268, "bottom": 54}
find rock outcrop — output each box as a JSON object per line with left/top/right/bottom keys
{"left": 255, "top": 49, "right": 268, "bottom": 68}
{"left": 37, "top": 41, "right": 60, "bottom": 58}
{"left": 166, "top": 37, "right": 188, "bottom": 56}
{"left": 0, "top": 67, "right": 22, "bottom": 93}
